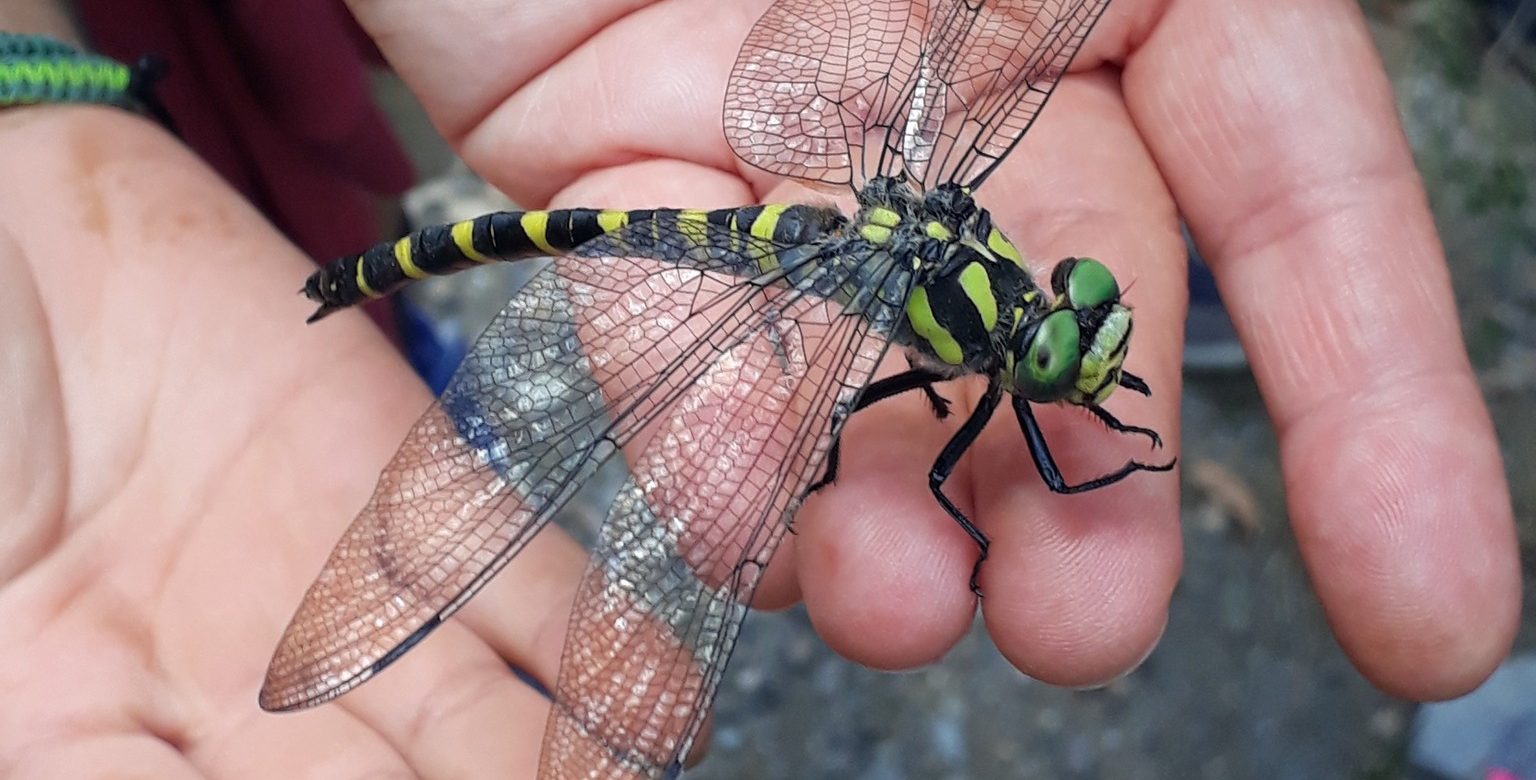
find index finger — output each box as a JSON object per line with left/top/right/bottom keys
{"left": 1123, "top": 0, "right": 1519, "bottom": 698}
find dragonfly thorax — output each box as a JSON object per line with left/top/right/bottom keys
{"left": 851, "top": 177, "right": 980, "bottom": 248}
{"left": 851, "top": 177, "right": 1135, "bottom": 408}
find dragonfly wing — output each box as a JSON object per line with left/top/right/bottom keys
{"left": 534, "top": 225, "right": 911, "bottom": 778}
{"left": 723, "top": 0, "right": 1113, "bottom": 190}
{"left": 909, "top": 0, "right": 1114, "bottom": 189}
{"left": 724, "top": 0, "right": 927, "bottom": 187}
{"left": 260, "top": 256, "right": 624, "bottom": 712}
{"left": 262, "top": 216, "right": 913, "bottom": 779}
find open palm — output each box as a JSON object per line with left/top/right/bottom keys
{"left": 0, "top": 0, "right": 1518, "bottom": 777}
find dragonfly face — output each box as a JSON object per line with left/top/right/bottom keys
{"left": 1007, "top": 257, "right": 1134, "bottom": 407}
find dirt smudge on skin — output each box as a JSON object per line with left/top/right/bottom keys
{"left": 66, "top": 117, "right": 113, "bottom": 239}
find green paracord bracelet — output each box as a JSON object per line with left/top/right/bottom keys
{"left": 0, "top": 32, "right": 173, "bottom": 129}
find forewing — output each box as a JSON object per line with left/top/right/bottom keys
{"left": 261, "top": 256, "right": 623, "bottom": 711}
{"left": 723, "top": 0, "right": 1112, "bottom": 190}
{"left": 261, "top": 215, "right": 914, "bottom": 780}
{"left": 905, "top": 0, "right": 1113, "bottom": 189}
{"left": 724, "top": 0, "right": 927, "bottom": 187}
{"left": 535, "top": 227, "right": 911, "bottom": 778}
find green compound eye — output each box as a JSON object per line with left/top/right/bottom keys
{"left": 1015, "top": 309, "right": 1082, "bottom": 400}
{"left": 1064, "top": 257, "right": 1119, "bottom": 309}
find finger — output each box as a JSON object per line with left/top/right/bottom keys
{"left": 465, "top": 0, "right": 769, "bottom": 206}
{"left": 793, "top": 358, "right": 983, "bottom": 669}
{"left": 9, "top": 736, "right": 202, "bottom": 780}
{"left": 336, "top": 622, "right": 550, "bottom": 778}
{"left": 965, "top": 71, "right": 1185, "bottom": 687}
{"left": 343, "top": 0, "right": 659, "bottom": 139}
{"left": 201, "top": 705, "right": 411, "bottom": 778}
{"left": 0, "top": 228, "right": 65, "bottom": 580}
{"left": 347, "top": 0, "right": 769, "bottom": 206}
{"left": 765, "top": 160, "right": 982, "bottom": 668}
{"left": 1124, "top": 0, "right": 1519, "bottom": 698}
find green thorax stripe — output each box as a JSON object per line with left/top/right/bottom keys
{"left": 905, "top": 261, "right": 999, "bottom": 366}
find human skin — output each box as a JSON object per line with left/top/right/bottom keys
{"left": 0, "top": 0, "right": 1520, "bottom": 777}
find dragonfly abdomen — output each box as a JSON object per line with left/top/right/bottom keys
{"left": 304, "top": 208, "right": 624, "bottom": 320}
{"left": 302, "top": 204, "right": 842, "bottom": 322}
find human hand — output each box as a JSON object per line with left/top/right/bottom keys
{"left": 1, "top": 1, "right": 1519, "bottom": 778}
{"left": 0, "top": 100, "right": 567, "bottom": 773}
{"left": 347, "top": 0, "right": 1518, "bottom": 706}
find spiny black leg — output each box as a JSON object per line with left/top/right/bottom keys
{"left": 803, "top": 443, "right": 843, "bottom": 504}
{"left": 1118, "top": 370, "right": 1152, "bottom": 396}
{"left": 928, "top": 374, "right": 1004, "bottom": 597}
{"left": 920, "top": 383, "right": 952, "bottom": 420}
{"left": 901, "top": 354, "right": 952, "bottom": 419}
{"left": 808, "top": 368, "right": 949, "bottom": 494}
{"left": 1087, "top": 404, "right": 1163, "bottom": 450}
{"left": 1014, "top": 396, "right": 1177, "bottom": 494}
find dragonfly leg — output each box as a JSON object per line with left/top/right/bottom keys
{"left": 1118, "top": 370, "right": 1152, "bottom": 396}
{"left": 1013, "top": 396, "right": 1177, "bottom": 495}
{"left": 806, "top": 368, "right": 949, "bottom": 495}
{"left": 928, "top": 374, "right": 1004, "bottom": 596}
{"left": 1086, "top": 404, "right": 1163, "bottom": 450}
{"left": 918, "top": 383, "right": 952, "bottom": 420}
{"left": 907, "top": 356, "right": 953, "bottom": 419}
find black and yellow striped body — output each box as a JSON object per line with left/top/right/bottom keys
{"left": 847, "top": 178, "right": 1138, "bottom": 407}
{"left": 303, "top": 204, "right": 844, "bottom": 321}
{"left": 305, "top": 178, "right": 1134, "bottom": 410}
{"left": 902, "top": 256, "right": 1034, "bottom": 369}
{"left": 844, "top": 178, "right": 1046, "bottom": 377}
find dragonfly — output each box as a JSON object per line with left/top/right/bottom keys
{"left": 260, "top": 0, "right": 1174, "bottom": 777}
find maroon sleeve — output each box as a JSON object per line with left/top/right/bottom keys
{"left": 76, "top": 0, "right": 416, "bottom": 336}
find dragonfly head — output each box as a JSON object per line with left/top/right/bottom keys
{"left": 1007, "top": 257, "right": 1137, "bottom": 406}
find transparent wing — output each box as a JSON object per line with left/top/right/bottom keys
{"left": 541, "top": 230, "right": 910, "bottom": 778}
{"left": 723, "top": 0, "right": 1112, "bottom": 190}
{"left": 910, "top": 0, "right": 1113, "bottom": 188}
{"left": 724, "top": 0, "right": 926, "bottom": 187}
{"left": 261, "top": 218, "right": 913, "bottom": 779}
